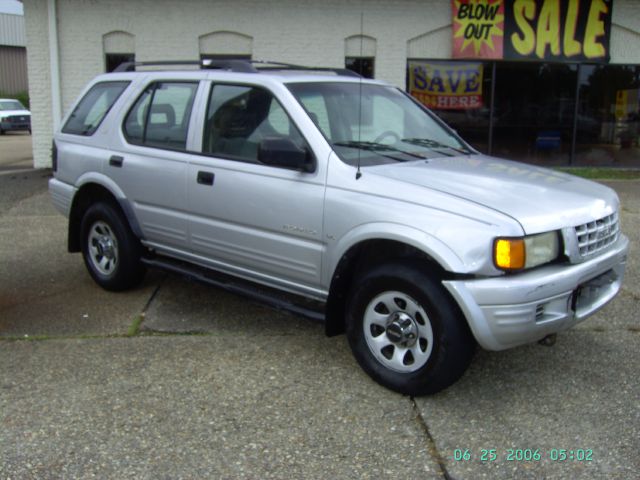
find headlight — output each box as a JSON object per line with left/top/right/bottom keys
{"left": 494, "top": 232, "right": 560, "bottom": 271}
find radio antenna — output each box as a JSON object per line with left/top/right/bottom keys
{"left": 355, "top": 8, "right": 364, "bottom": 180}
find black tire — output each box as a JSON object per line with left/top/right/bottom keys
{"left": 346, "top": 260, "right": 475, "bottom": 396}
{"left": 80, "top": 202, "right": 146, "bottom": 291}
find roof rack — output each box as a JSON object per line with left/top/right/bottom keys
{"left": 112, "top": 59, "right": 361, "bottom": 77}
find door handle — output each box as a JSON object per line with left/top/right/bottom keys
{"left": 109, "top": 155, "right": 124, "bottom": 167}
{"left": 197, "top": 171, "right": 215, "bottom": 186}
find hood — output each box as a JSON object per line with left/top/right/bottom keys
{"left": 369, "top": 155, "right": 619, "bottom": 234}
{"left": 0, "top": 109, "right": 31, "bottom": 117}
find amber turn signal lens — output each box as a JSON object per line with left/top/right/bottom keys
{"left": 494, "top": 238, "right": 525, "bottom": 270}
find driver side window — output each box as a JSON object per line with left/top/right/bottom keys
{"left": 202, "top": 84, "right": 306, "bottom": 163}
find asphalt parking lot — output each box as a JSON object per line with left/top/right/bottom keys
{"left": 0, "top": 132, "right": 33, "bottom": 173}
{"left": 0, "top": 169, "right": 638, "bottom": 479}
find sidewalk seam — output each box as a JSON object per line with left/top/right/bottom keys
{"left": 130, "top": 274, "right": 167, "bottom": 335}
{"left": 411, "top": 397, "right": 455, "bottom": 480}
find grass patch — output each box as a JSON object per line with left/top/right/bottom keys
{"left": 555, "top": 167, "right": 640, "bottom": 180}
{"left": 127, "top": 314, "right": 145, "bottom": 337}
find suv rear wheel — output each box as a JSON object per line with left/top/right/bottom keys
{"left": 80, "top": 202, "right": 146, "bottom": 291}
{"left": 346, "top": 260, "right": 475, "bottom": 396}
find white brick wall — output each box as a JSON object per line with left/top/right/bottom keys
{"left": 23, "top": 0, "right": 53, "bottom": 169}
{"left": 22, "top": 0, "right": 640, "bottom": 168}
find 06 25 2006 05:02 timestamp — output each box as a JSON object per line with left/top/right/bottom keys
{"left": 453, "top": 448, "right": 593, "bottom": 462}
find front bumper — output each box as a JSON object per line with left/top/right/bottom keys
{"left": 1, "top": 120, "right": 31, "bottom": 131}
{"left": 444, "top": 234, "right": 629, "bottom": 350}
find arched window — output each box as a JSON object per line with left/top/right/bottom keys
{"left": 344, "top": 35, "right": 376, "bottom": 78}
{"left": 103, "top": 31, "right": 135, "bottom": 72}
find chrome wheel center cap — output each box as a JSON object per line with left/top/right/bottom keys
{"left": 97, "top": 237, "right": 114, "bottom": 259}
{"left": 385, "top": 312, "right": 418, "bottom": 347}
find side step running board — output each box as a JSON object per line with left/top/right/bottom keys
{"left": 141, "top": 257, "right": 326, "bottom": 323}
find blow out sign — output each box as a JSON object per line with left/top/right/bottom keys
{"left": 453, "top": 0, "right": 505, "bottom": 59}
{"left": 452, "top": 0, "right": 613, "bottom": 63}
{"left": 408, "top": 61, "right": 484, "bottom": 110}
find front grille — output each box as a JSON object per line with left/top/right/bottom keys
{"left": 8, "top": 115, "right": 29, "bottom": 124}
{"left": 574, "top": 212, "right": 619, "bottom": 258}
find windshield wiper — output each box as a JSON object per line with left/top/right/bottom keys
{"left": 401, "top": 138, "right": 470, "bottom": 156}
{"left": 333, "top": 141, "right": 427, "bottom": 162}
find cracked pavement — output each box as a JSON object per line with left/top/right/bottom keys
{"left": 1, "top": 169, "right": 638, "bottom": 479}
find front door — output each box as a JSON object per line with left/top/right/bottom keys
{"left": 187, "top": 83, "right": 325, "bottom": 296}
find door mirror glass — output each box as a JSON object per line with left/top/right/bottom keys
{"left": 258, "top": 137, "right": 315, "bottom": 172}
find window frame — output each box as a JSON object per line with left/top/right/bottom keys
{"left": 62, "top": 81, "right": 130, "bottom": 136}
{"left": 121, "top": 80, "right": 199, "bottom": 152}
{"left": 199, "top": 81, "right": 315, "bottom": 168}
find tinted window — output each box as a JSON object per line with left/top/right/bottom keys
{"left": 202, "top": 84, "right": 306, "bottom": 162}
{"left": 345, "top": 57, "right": 374, "bottom": 79}
{"left": 62, "top": 81, "right": 129, "bottom": 136}
{"left": 123, "top": 82, "right": 198, "bottom": 150}
{"left": 105, "top": 53, "right": 135, "bottom": 73}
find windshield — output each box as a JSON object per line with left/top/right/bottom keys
{"left": 288, "top": 82, "right": 471, "bottom": 166}
{"left": 0, "top": 100, "right": 26, "bottom": 111}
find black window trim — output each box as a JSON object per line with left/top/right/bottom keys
{"left": 121, "top": 79, "right": 200, "bottom": 153}
{"left": 62, "top": 80, "right": 131, "bottom": 137}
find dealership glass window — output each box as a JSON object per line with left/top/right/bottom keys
{"left": 406, "top": 60, "right": 493, "bottom": 153}
{"left": 105, "top": 53, "right": 135, "bottom": 73}
{"left": 574, "top": 65, "right": 640, "bottom": 167}
{"left": 491, "top": 62, "right": 578, "bottom": 166}
{"left": 406, "top": 60, "right": 640, "bottom": 167}
{"left": 346, "top": 57, "right": 374, "bottom": 79}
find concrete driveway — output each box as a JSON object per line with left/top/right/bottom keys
{"left": 1, "top": 170, "right": 638, "bottom": 479}
{"left": 0, "top": 131, "right": 33, "bottom": 172}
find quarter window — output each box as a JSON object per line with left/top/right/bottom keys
{"left": 62, "top": 81, "right": 129, "bottom": 136}
{"left": 123, "top": 82, "right": 198, "bottom": 150}
{"left": 202, "top": 84, "right": 307, "bottom": 162}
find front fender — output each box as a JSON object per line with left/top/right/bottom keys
{"left": 323, "top": 222, "right": 465, "bottom": 287}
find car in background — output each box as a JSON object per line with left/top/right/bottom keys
{"left": 0, "top": 98, "right": 31, "bottom": 134}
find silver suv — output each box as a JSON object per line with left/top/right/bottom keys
{"left": 49, "top": 60, "right": 629, "bottom": 395}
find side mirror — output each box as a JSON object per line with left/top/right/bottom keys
{"left": 258, "top": 137, "right": 315, "bottom": 173}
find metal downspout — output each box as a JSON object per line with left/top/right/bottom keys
{"left": 47, "top": 0, "right": 62, "bottom": 131}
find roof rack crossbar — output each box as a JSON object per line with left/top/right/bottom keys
{"left": 112, "top": 59, "right": 361, "bottom": 77}
{"left": 113, "top": 59, "right": 259, "bottom": 73}
{"left": 253, "top": 60, "right": 361, "bottom": 78}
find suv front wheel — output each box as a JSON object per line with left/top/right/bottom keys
{"left": 346, "top": 261, "right": 475, "bottom": 396}
{"left": 80, "top": 202, "right": 146, "bottom": 291}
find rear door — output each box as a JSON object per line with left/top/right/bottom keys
{"left": 106, "top": 79, "right": 201, "bottom": 252}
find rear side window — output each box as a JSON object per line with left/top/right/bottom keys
{"left": 62, "top": 81, "right": 129, "bottom": 136}
{"left": 123, "top": 82, "right": 198, "bottom": 150}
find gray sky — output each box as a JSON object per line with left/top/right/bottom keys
{"left": 0, "top": 0, "right": 23, "bottom": 15}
